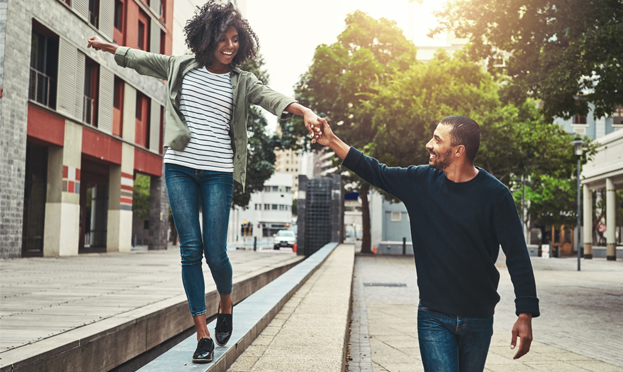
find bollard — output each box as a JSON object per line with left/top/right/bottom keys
{"left": 402, "top": 237, "right": 406, "bottom": 255}
{"left": 133, "top": 235, "right": 137, "bottom": 247}
{"left": 253, "top": 236, "right": 257, "bottom": 251}
{"left": 549, "top": 241, "right": 552, "bottom": 258}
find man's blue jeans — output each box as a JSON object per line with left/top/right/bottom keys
{"left": 165, "top": 163, "right": 234, "bottom": 317}
{"left": 418, "top": 304, "right": 493, "bottom": 372}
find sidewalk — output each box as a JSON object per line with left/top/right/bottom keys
{"left": 0, "top": 247, "right": 302, "bottom": 371}
{"left": 348, "top": 255, "right": 623, "bottom": 372}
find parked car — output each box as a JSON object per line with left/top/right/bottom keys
{"left": 274, "top": 230, "right": 296, "bottom": 250}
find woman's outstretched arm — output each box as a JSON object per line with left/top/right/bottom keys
{"left": 87, "top": 36, "right": 171, "bottom": 80}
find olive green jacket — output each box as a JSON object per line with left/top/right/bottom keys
{"left": 114, "top": 47, "right": 295, "bottom": 190}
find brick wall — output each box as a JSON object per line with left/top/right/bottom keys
{"left": 0, "top": 0, "right": 167, "bottom": 258}
{"left": 0, "top": 0, "right": 30, "bottom": 259}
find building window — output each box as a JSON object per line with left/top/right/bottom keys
{"left": 272, "top": 204, "right": 278, "bottom": 210}
{"left": 391, "top": 211, "right": 402, "bottom": 222}
{"left": 572, "top": 114, "right": 587, "bottom": 125}
{"left": 88, "top": 0, "right": 99, "bottom": 28}
{"left": 264, "top": 204, "right": 270, "bottom": 210}
{"left": 135, "top": 91, "right": 149, "bottom": 147}
{"left": 161, "top": 0, "right": 166, "bottom": 19}
{"left": 263, "top": 186, "right": 271, "bottom": 192}
{"left": 29, "top": 22, "right": 58, "bottom": 109}
{"left": 113, "top": 77, "right": 124, "bottom": 136}
{"left": 138, "top": 21, "right": 145, "bottom": 50}
{"left": 114, "top": 0, "right": 123, "bottom": 31}
{"left": 255, "top": 203, "right": 261, "bottom": 210}
{"left": 160, "top": 30, "right": 166, "bottom": 54}
{"left": 613, "top": 105, "right": 623, "bottom": 125}
{"left": 272, "top": 186, "right": 279, "bottom": 192}
{"left": 285, "top": 187, "right": 291, "bottom": 193}
{"left": 84, "top": 58, "right": 99, "bottom": 126}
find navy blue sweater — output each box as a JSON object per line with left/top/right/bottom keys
{"left": 343, "top": 147, "right": 539, "bottom": 318}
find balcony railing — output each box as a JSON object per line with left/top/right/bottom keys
{"left": 29, "top": 68, "right": 54, "bottom": 107}
{"left": 83, "top": 95, "right": 95, "bottom": 125}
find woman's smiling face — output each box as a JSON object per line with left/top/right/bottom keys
{"left": 213, "top": 27, "right": 239, "bottom": 67}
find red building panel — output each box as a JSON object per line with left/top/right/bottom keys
{"left": 27, "top": 103, "right": 65, "bottom": 146}
{"left": 134, "top": 147, "right": 162, "bottom": 177}
{"left": 82, "top": 127, "right": 122, "bottom": 164}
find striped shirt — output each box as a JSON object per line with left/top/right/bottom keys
{"left": 164, "top": 68, "right": 234, "bottom": 172}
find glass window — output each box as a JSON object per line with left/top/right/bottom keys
{"left": 114, "top": 0, "right": 123, "bottom": 31}
{"left": 264, "top": 204, "right": 270, "bottom": 210}
{"left": 272, "top": 186, "right": 279, "bottom": 192}
{"left": 272, "top": 204, "right": 278, "bottom": 210}
{"left": 613, "top": 105, "right": 623, "bottom": 125}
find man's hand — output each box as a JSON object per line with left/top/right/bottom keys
{"left": 511, "top": 313, "right": 533, "bottom": 359}
{"left": 314, "top": 118, "right": 350, "bottom": 159}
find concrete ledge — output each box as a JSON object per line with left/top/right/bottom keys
{"left": 139, "top": 242, "right": 341, "bottom": 372}
{"left": 0, "top": 256, "right": 303, "bottom": 372}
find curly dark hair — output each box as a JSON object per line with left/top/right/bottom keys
{"left": 184, "top": 1, "right": 259, "bottom": 68}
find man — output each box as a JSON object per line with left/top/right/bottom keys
{"left": 313, "top": 115, "right": 539, "bottom": 372}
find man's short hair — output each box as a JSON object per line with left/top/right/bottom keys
{"left": 440, "top": 115, "right": 480, "bottom": 163}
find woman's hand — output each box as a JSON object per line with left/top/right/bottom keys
{"left": 87, "top": 36, "right": 118, "bottom": 54}
{"left": 284, "top": 103, "right": 323, "bottom": 142}
{"left": 302, "top": 109, "right": 323, "bottom": 143}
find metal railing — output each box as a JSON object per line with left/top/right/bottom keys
{"left": 83, "top": 95, "right": 95, "bottom": 125}
{"left": 29, "top": 68, "right": 54, "bottom": 107}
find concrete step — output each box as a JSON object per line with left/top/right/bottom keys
{"left": 0, "top": 250, "right": 303, "bottom": 372}
{"left": 139, "top": 242, "right": 346, "bottom": 372}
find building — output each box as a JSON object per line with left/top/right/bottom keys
{"left": 581, "top": 129, "right": 623, "bottom": 260}
{"left": 274, "top": 148, "right": 301, "bottom": 198}
{"left": 1, "top": 0, "right": 173, "bottom": 258}
{"left": 556, "top": 103, "right": 623, "bottom": 140}
{"left": 228, "top": 172, "right": 293, "bottom": 242}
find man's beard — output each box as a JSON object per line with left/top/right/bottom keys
{"left": 429, "top": 148, "right": 453, "bottom": 170}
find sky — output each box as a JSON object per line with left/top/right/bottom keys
{"left": 244, "top": 0, "right": 448, "bottom": 133}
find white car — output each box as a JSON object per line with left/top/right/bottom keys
{"left": 274, "top": 230, "right": 296, "bottom": 250}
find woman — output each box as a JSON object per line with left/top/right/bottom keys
{"left": 88, "top": 1, "right": 321, "bottom": 363}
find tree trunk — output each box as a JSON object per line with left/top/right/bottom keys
{"left": 360, "top": 183, "right": 372, "bottom": 254}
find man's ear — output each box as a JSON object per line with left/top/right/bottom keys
{"left": 455, "top": 145, "right": 466, "bottom": 157}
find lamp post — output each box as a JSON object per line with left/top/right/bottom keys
{"left": 570, "top": 137, "right": 586, "bottom": 271}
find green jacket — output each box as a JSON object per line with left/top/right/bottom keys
{"left": 114, "top": 47, "right": 295, "bottom": 190}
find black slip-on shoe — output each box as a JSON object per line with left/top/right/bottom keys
{"left": 192, "top": 337, "right": 214, "bottom": 363}
{"left": 215, "top": 305, "right": 233, "bottom": 346}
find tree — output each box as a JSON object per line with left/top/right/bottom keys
{"left": 367, "top": 49, "right": 596, "bottom": 189}
{"left": 282, "top": 11, "right": 418, "bottom": 253}
{"left": 431, "top": 0, "right": 623, "bottom": 120}
{"left": 133, "top": 174, "right": 150, "bottom": 219}
{"left": 233, "top": 55, "right": 279, "bottom": 208}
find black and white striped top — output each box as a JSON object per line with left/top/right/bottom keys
{"left": 164, "top": 68, "right": 234, "bottom": 172}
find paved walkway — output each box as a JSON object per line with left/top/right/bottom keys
{"left": 348, "top": 254, "right": 623, "bottom": 372}
{"left": 0, "top": 248, "right": 298, "bottom": 353}
{"left": 228, "top": 244, "right": 355, "bottom": 372}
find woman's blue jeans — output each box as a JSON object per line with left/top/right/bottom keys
{"left": 165, "top": 163, "right": 233, "bottom": 317}
{"left": 418, "top": 304, "right": 494, "bottom": 372}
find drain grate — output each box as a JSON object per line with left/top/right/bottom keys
{"left": 363, "top": 283, "right": 407, "bottom": 287}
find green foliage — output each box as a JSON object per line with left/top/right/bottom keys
{"left": 513, "top": 175, "right": 578, "bottom": 228}
{"left": 280, "top": 10, "right": 418, "bottom": 155}
{"left": 133, "top": 174, "right": 150, "bottom": 220}
{"left": 431, "top": 0, "right": 623, "bottom": 120}
{"left": 366, "top": 50, "right": 597, "bottom": 195}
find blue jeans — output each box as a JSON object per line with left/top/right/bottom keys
{"left": 165, "top": 163, "right": 234, "bottom": 317}
{"left": 418, "top": 304, "right": 493, "bottom": 372}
